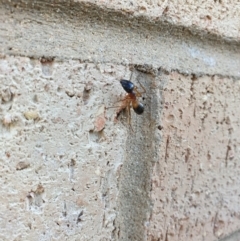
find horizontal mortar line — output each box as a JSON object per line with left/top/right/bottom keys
{"left": 0, "top": 53, "right": 238, "bottom": 81}
{"left": 1, "top": 3, "right": 240, "bottom": 79}
{"left": 1, "top": 33, "right": 240, "bottom": 79}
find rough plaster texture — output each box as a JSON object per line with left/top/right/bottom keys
{"left": 148, "top": 72, "right": 240, "bottom": 241}
{"left": 1, "top": 1, "right": 240, "bottom": 241}
{"left": 74, "top": 0, "right": 240, "bottom": 40}
{"left": 1, "top": 58, "right": 240, "bottom": 241}
{"left": 0, "top": 1, "right": 240, "bottom": 78}
{"left": 0, "top": 57, "right": 128, "bottom": 240}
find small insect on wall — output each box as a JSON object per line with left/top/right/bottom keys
{"left": 117, "top": 75, "right": 146, "bottom": 129}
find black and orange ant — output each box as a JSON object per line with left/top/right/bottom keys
{"left": 115, "top": 77, "right": 146, "bottom": 127}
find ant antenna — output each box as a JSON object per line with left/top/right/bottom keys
{"left": 129, "top": 71, "right": 134, "bottom": 82}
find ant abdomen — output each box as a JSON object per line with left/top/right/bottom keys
{"left": 133, "top": 102, "right": 144, "bottom": 114}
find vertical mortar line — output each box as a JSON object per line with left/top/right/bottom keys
{"left": 116, "top": 68, "right": 160, "bottom": 241}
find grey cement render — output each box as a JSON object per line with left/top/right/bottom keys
{"left": 0, "top": 1, "right": 240, "bottom": 241}
{"left": 0, "top": 0, "right": 240, "bottom": 78}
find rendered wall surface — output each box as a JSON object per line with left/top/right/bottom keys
{"left": 73, "top": 0, "right": 240, "bottom": 39}
{"left": 148, "top": 72, "right": 240, "bottom": 241}
{"left": 0, "top": 1, "right": 240, "bottom": 241}
{"left": 0, "top": 57, "right": 130, "bottom": 241}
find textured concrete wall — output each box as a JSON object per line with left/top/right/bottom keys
{"left": 0, "top": 1, "right": 240, "bottom": 241}
{"left": 149, "top": 72, "right": 240, "bottom": 241}
{"left": 75, "top": 0, "right": 240, "bottom": 39}
{"left": 0, "top": 57, "right": 128, "bottom": 240}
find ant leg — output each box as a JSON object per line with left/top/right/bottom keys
{"left": 127, "top": 102, "right": 130, "bottom": 124}
{"left": 138, "top": 80, "right": 146, "bottom": 93}
{"left": 134, "top": 80, "right": 146, "bottom": 97}
{"left": 129, "top": 71, "right": 133, "bottom": 81}
{"left": 106, "top": 106, "right": 124, "bottom": 109}
{"left": 106, "top": 95, "right": 131, "bottom": 109}
{"left": 127, "top": 102, "right": 133, "bottom": 131}
{"left": 112, "top": 98, "right": 130, "bottom": 122}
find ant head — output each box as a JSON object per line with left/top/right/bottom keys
{"left": 120, "top": 79, "right": 134, "bottom": 93}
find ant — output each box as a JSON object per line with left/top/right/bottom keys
{"left": 116, "top": 76, "right": 146, "bottom": 127}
